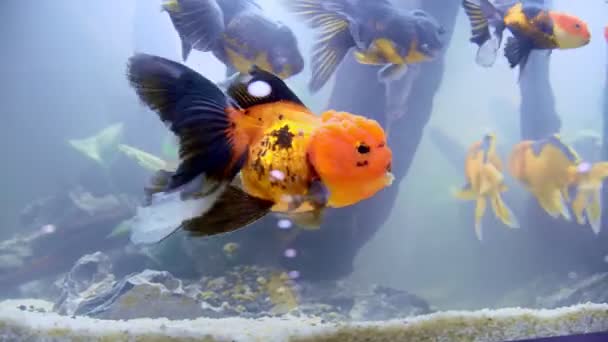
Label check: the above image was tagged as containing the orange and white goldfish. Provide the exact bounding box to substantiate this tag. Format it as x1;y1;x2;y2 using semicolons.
126;53;394;244
453;133;519;241
462;0;590;74
509;134;608;234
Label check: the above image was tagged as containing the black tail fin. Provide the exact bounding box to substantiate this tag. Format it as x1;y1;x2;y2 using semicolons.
462;0;506;67
283;0;355;92
162;0;225;60
126;53;249;191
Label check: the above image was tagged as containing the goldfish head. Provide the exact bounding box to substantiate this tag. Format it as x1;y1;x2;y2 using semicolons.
308;111;393;208
268;22;304;78
550;13;590;49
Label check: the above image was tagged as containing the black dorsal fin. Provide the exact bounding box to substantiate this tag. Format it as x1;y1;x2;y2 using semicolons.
227;66;305;109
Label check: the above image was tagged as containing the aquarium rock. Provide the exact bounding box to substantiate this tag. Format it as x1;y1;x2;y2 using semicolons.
54;252;115;316
71;269;204;320
536;273;608;309
53;257;430;322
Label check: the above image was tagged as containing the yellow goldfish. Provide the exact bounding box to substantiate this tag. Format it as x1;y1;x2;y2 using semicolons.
453;133;519;241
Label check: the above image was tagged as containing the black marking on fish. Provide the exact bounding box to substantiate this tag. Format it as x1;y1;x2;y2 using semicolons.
356;160;369;167
531;135;579;163
271;124;295;150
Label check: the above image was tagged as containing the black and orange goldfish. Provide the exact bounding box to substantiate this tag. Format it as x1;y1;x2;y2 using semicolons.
162;0;304;80
126;54;394;244
453;133;519;241
284;0;445;92
462;0;590;74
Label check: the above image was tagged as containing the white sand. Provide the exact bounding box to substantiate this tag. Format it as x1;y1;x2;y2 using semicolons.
0;299;607;341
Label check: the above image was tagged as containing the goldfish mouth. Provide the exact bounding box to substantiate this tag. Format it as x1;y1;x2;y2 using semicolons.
385;171;395;186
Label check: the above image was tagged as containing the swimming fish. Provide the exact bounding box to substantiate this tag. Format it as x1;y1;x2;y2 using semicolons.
509;134;579;221
284;0;445;92
125;53;394;244
570;162;608;234
453;133;519;241
162;0;304;80
509;135;608;233
462;0;590;74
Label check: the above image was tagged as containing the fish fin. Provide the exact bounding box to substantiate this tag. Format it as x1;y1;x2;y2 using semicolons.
504;36;532;74
307;179;330;208
474;196;487;241
287;209;325;230
378;64;408;83
127;53;249;191
534;190;560;219
227;66;306;109
490;192;520;229
161;0;180;12
130;174;225;245
462;0;505;67
452;183;477;200
225;66;238;78
590;162;608;180
283;0;355;92
143;169;174;205
557;191;572;221
182;185;274;237
308;27;355;92
585;188;602;235
163;0;224;54
571;188;589;225
181;40;192;61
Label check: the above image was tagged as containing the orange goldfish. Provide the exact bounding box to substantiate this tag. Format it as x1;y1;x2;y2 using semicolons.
509;134;608;234
126;53;394;244
462;0;590;74
570;162;608;234
453;133;519;241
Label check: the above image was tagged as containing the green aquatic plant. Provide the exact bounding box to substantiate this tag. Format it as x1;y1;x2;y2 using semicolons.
161;133;179;161
118;144;173;172
68;123;124;166
68;122;125;195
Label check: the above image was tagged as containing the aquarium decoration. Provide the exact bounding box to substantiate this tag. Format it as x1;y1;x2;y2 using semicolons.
68;123;124;167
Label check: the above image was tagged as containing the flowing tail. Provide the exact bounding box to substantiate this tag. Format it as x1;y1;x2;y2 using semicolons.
282;0;355;92
571;162;608;234
126;54;273;244
461;0;506;67
533;188;572;221
453;163;516;241
489;191;520;229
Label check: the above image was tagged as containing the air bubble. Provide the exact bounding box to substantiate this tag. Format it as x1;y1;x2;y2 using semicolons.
277;219;292;229
284;248;297;258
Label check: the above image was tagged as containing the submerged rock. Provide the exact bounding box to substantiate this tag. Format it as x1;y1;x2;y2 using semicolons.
52;256;430;322
54;252;115;316
78;269;203;320
536;273;608;309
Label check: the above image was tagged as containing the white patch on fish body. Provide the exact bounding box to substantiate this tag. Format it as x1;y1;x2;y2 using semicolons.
129;183;226;245
247;80;272;97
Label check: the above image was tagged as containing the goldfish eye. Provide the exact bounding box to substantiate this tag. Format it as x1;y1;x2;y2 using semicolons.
574;23;581;29
357;143;370;154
